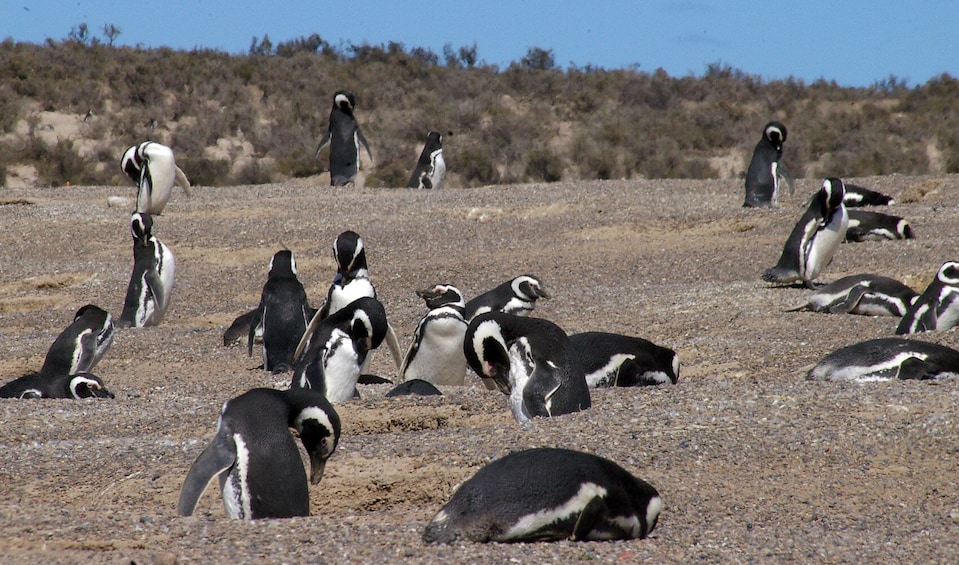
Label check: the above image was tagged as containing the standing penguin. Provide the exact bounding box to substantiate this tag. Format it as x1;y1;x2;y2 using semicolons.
178;387;341;520
39;304;115;377
314;91;373;186
407;131;446;189
312;230;402;370
120;141;191;215
464;312;590;423
292;297;389;403
463;275;550;321
248;250;313;373
399;284;469;386
118;212;176;327
743;121;788;208
423;448;662;543
568;332;679;388
762;178;849;289
896;261;959;334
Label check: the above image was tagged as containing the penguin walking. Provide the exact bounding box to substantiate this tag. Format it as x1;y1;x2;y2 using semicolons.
120;141;191;215
39;304;115;377
314;91;373;186
463;275;550;321
807;337;959;382
845;210;914;242
785;274;917;316
464;312;590;423
399;284;469;386
118;213;175;327
312;231;402;370
743;121;788;208
292;297;389;403
842;184;895;207
762;178;849;289
178;387;340;520
896;261;959;334
569;332;679;387
423;447;662;543
247;250;313;373
407;131;446;189
0;372;114;399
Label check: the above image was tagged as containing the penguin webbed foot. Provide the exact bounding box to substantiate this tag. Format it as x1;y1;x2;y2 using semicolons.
804;280;823;290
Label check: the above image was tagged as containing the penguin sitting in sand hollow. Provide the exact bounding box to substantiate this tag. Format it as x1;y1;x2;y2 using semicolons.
842;183;895;207
568;332;679;387
248;250;313;373
844;209;914;242
762;178;849;289
177;387;340;520
314;90;373;186
399;284;469;386
120;141;191;215
785;273;918;317
896;261;959;335
118;213;175;327
422;447;662;543
407;131;446;189
806;337;959;382
743;121;788;208
462;275;551;321
0;372;114;400
464;312;590;422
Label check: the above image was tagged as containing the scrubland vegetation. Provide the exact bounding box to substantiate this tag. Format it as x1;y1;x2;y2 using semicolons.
1;29;958;188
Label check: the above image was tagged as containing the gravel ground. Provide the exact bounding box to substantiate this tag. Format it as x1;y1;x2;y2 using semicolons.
1;174;958;564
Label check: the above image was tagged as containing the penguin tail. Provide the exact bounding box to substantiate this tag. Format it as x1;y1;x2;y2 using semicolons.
762;267;794;284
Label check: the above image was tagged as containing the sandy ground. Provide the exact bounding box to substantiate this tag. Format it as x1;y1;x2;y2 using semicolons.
1;175;958;564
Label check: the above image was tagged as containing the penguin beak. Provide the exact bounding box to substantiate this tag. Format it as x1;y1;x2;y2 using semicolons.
309;455;328;485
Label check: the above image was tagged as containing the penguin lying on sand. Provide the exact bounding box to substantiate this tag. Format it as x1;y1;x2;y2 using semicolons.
463;275;550;321
807;338;959;382
569;332;679;387
896;261;959;334
844;210;914;242
785;274;917;317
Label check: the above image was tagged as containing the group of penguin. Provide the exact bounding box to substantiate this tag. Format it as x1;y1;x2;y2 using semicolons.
744;121;959;382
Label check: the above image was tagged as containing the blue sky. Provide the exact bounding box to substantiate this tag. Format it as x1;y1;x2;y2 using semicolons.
3;1;957;88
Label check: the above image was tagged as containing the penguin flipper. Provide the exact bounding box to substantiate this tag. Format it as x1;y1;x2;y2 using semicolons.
247;306;263;358
523;369;562;418
384;322;403;371
570;495;609;541
356;128;374;165
916;304;939;333
74;330;100;373
313;131;332;160
144;270;167;320
828;285;869;314
896;356;937;380
174;166;192;197
178;432;236;517
293;307;324;363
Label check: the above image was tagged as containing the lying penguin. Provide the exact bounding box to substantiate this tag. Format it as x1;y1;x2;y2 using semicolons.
785;274;917;317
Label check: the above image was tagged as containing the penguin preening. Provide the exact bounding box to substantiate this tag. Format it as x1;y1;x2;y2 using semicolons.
118;212;175;327
464;312;590;423
568;332;679;387
292;296;390;403
743;121;788;208
120;141;191;215
762;178;849;289
248;250;313;373
399;284;469;386
785;274;918;316
177;387;340;520
407;131;446;189
807;337;959;382
314;90;373;186
463;275;550;321
896;261;959;335
39;304;115;377
423;448;662;543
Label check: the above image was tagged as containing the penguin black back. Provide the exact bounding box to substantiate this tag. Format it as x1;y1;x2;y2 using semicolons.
119;212;176;327
569;332;679;387
743;121;787;208
249;250;312;373
407;131;446;189
0;372;114;399
314;90;373;186
39;304;114;377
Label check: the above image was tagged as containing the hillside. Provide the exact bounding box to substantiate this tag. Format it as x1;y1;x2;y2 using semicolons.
1;37;958;189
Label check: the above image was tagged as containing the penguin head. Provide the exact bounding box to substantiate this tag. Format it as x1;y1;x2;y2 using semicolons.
130;213;154;244
73;304;115;352
268;249;297;277
763;121;787;151
820;178;846;214
332;230;367;277
290;395;341;485
426;131;443;147
120;144;142;183
69;374;114;399
333;91;356;115
936;261;959;286
416;284;465;309
466;316;512;394
512;275;551;301
349;307;375;359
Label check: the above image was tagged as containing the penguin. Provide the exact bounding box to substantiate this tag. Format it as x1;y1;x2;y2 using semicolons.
292;297;389;403
785;274;918;316
762;178;849;289
464;312;590;422
807;337;959;382
568;332;679;387
845;210;914;242
120;141;191;215
896;261;959;335
313;90;373;186
399;284;469;386
842;183;895;207
385;379;443;398
422;447;662;543
39;304;115;377
463;275;551;321
407;131;446;189
248;250;313;373
223;309;259;347
178;387;340;520
0;372;114;399
118;212;175;327
743;121;787;208
313;231;402;370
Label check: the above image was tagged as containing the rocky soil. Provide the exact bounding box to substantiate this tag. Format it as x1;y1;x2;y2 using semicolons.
0;174;957;564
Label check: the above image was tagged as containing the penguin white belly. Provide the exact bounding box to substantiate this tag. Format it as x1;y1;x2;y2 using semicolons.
323;332;361;403
156;243;176;311
404;317;467;385
135;273;158;327
803;210;848;281
770;162;780;205
935;297;959;331
328;279;375;315
507;341;534;423
428;150;446;189
584;353;635;388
